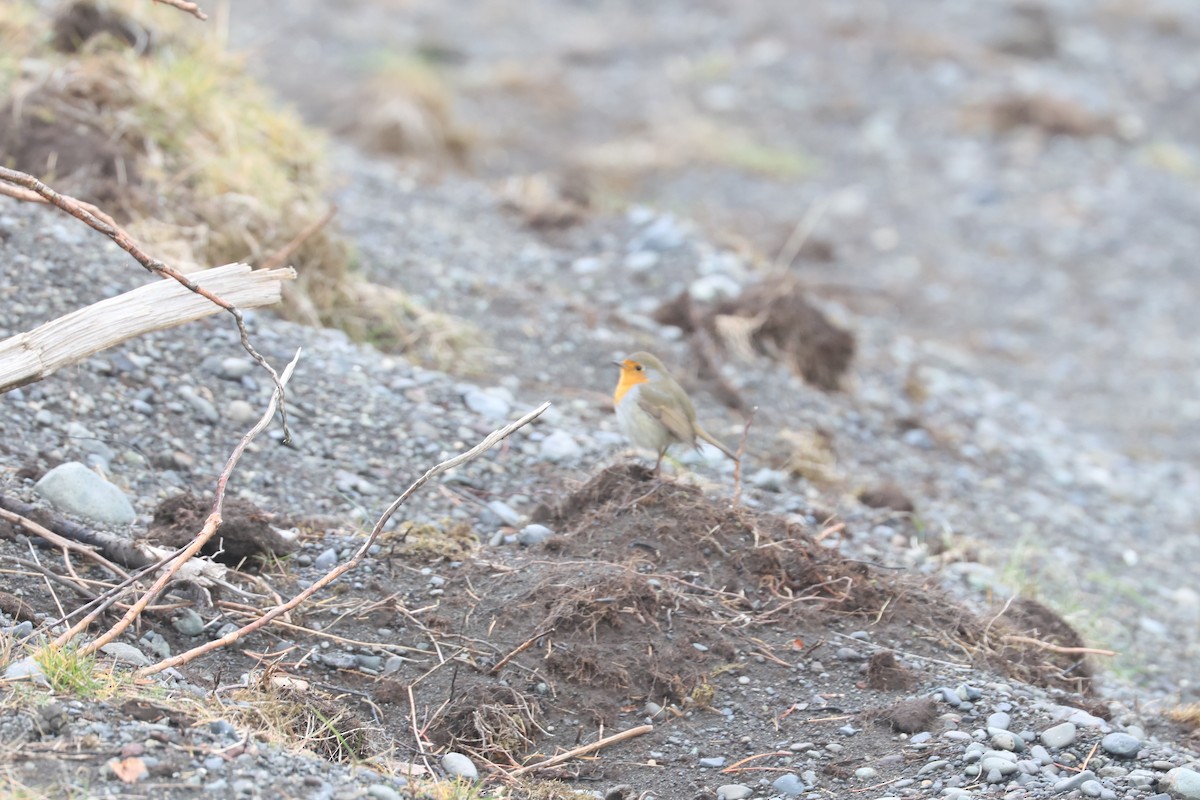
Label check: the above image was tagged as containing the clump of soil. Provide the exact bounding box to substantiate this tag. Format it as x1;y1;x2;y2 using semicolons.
655;280;855;393
146;492;297;564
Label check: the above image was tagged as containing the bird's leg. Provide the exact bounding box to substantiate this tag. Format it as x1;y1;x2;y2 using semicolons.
654;447;666;476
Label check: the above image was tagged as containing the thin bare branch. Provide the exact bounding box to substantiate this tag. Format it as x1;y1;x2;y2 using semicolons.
508;723;653;777
261;205;337;271
0;166;290;440
151;0;208;21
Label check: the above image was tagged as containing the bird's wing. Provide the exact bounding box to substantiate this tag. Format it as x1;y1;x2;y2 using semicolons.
636;384;696;444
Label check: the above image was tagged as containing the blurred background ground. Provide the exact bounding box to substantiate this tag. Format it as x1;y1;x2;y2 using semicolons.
226;0;1200;463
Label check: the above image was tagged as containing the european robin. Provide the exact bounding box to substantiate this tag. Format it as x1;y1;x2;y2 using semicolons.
612;351;739;472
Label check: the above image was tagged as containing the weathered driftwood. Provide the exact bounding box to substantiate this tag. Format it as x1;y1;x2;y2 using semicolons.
0;263;295;393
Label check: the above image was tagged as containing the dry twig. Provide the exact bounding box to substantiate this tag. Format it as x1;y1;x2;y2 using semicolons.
151;0;208;21
137;401;551;676
508;723;653;777
261;205;337;271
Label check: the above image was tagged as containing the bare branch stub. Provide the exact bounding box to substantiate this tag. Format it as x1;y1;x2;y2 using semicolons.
151;0;208;21
0;166;290;440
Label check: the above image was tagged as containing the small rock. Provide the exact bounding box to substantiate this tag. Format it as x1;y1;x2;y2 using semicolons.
138;631;171;659
35;462;136;526
717;785;753;800
172;608;206;637
1100;731;1141;760
698;756;726;768
462;387;512;421
855;767;877;780
314;547;339;571
485;500;522;527
539;430;581;462
100;642;151;667
1041;721;1077;748
1160;767;1200;799
750;468;788;492
689;273;741;302
624;250;659;272
226;400;258;424
987;711;1012;730
1053;769;1096;793
3;656;49;686
219;357;254;380
441;752;478;780
772;773;806;797
178;386;220;424
366;785;402;800
517;524;554;547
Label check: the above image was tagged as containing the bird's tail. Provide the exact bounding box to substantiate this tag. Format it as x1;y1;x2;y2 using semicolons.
696;426;740;462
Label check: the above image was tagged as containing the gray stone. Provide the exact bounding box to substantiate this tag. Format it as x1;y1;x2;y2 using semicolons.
1100;731;1141;759
1053;769;1096;793
716;785;752;800
366;785;402;800
854;767;877;780
314;547;339;571
1041;721;1077;748
772;773;806;797
1080;780;1103;797
178;386;220;424
138;631;171;659
226;400;258;424
3;656;49;686
987;711;1012;730
35;462;136;526
100;642;150;666
749;468;788;491
698;756;726;768
539;430;581;462
173;608;206;637
517;524;554;547
486;500;522;527
440;752;478;780
1160;767;1200;799
990;730;1024;751
462;387;511;421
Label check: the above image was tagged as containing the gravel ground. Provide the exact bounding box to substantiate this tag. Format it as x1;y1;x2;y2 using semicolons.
2;1;1200;797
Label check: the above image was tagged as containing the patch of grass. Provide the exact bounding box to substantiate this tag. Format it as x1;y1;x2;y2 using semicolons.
32;643;114;698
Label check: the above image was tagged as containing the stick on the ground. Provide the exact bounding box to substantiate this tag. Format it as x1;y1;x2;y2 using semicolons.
732;406;756;506
0;263;294;393
58;350;302;652
0;167;291;439
260;205;336;271
136;401;552;677
508;724;654;777
151;0;208;21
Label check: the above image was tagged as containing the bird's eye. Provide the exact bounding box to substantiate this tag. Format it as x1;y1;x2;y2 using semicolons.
635;365;644;371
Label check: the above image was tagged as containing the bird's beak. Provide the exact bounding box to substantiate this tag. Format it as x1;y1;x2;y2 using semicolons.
612;360;623;367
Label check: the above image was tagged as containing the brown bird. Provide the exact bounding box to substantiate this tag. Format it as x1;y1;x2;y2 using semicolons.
612;351;738;472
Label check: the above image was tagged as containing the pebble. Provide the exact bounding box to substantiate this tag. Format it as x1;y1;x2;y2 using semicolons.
100;642;151;667
34;462;136;526
3;656;49;686
1160;767;1200;799
314;547;339;571
486;500;522;527
538;430;581;462
440;752;478;780
1041;721;1077;748
772;773;806;797
1100;731;1141;759
173;608;206;636
517;524;554;546
178;385;220;423
717;785;752;800
698;756;726;768
462;387;511;421
366;785;402;800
